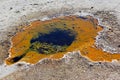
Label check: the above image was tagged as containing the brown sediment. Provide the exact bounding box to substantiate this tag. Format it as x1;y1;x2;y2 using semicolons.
5;15;120;65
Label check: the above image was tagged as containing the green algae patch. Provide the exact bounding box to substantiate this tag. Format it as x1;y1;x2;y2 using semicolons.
6;15;120;65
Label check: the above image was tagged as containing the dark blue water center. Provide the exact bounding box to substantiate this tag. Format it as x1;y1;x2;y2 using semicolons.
30;29;76;46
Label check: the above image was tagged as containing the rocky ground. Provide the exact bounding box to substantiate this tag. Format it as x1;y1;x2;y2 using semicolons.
0;0;120;80
2;52;120;80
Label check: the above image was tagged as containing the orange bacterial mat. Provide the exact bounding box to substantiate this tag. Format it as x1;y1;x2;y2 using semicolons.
5;15;120;65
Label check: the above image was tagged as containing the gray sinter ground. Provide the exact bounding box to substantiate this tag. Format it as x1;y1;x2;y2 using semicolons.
0;0;120;79
2;52;120;80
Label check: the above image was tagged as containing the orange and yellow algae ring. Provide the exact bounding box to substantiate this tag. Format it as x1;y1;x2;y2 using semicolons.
5;15;120;65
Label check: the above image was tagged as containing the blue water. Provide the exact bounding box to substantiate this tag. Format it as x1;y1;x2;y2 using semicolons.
30;29;76;46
